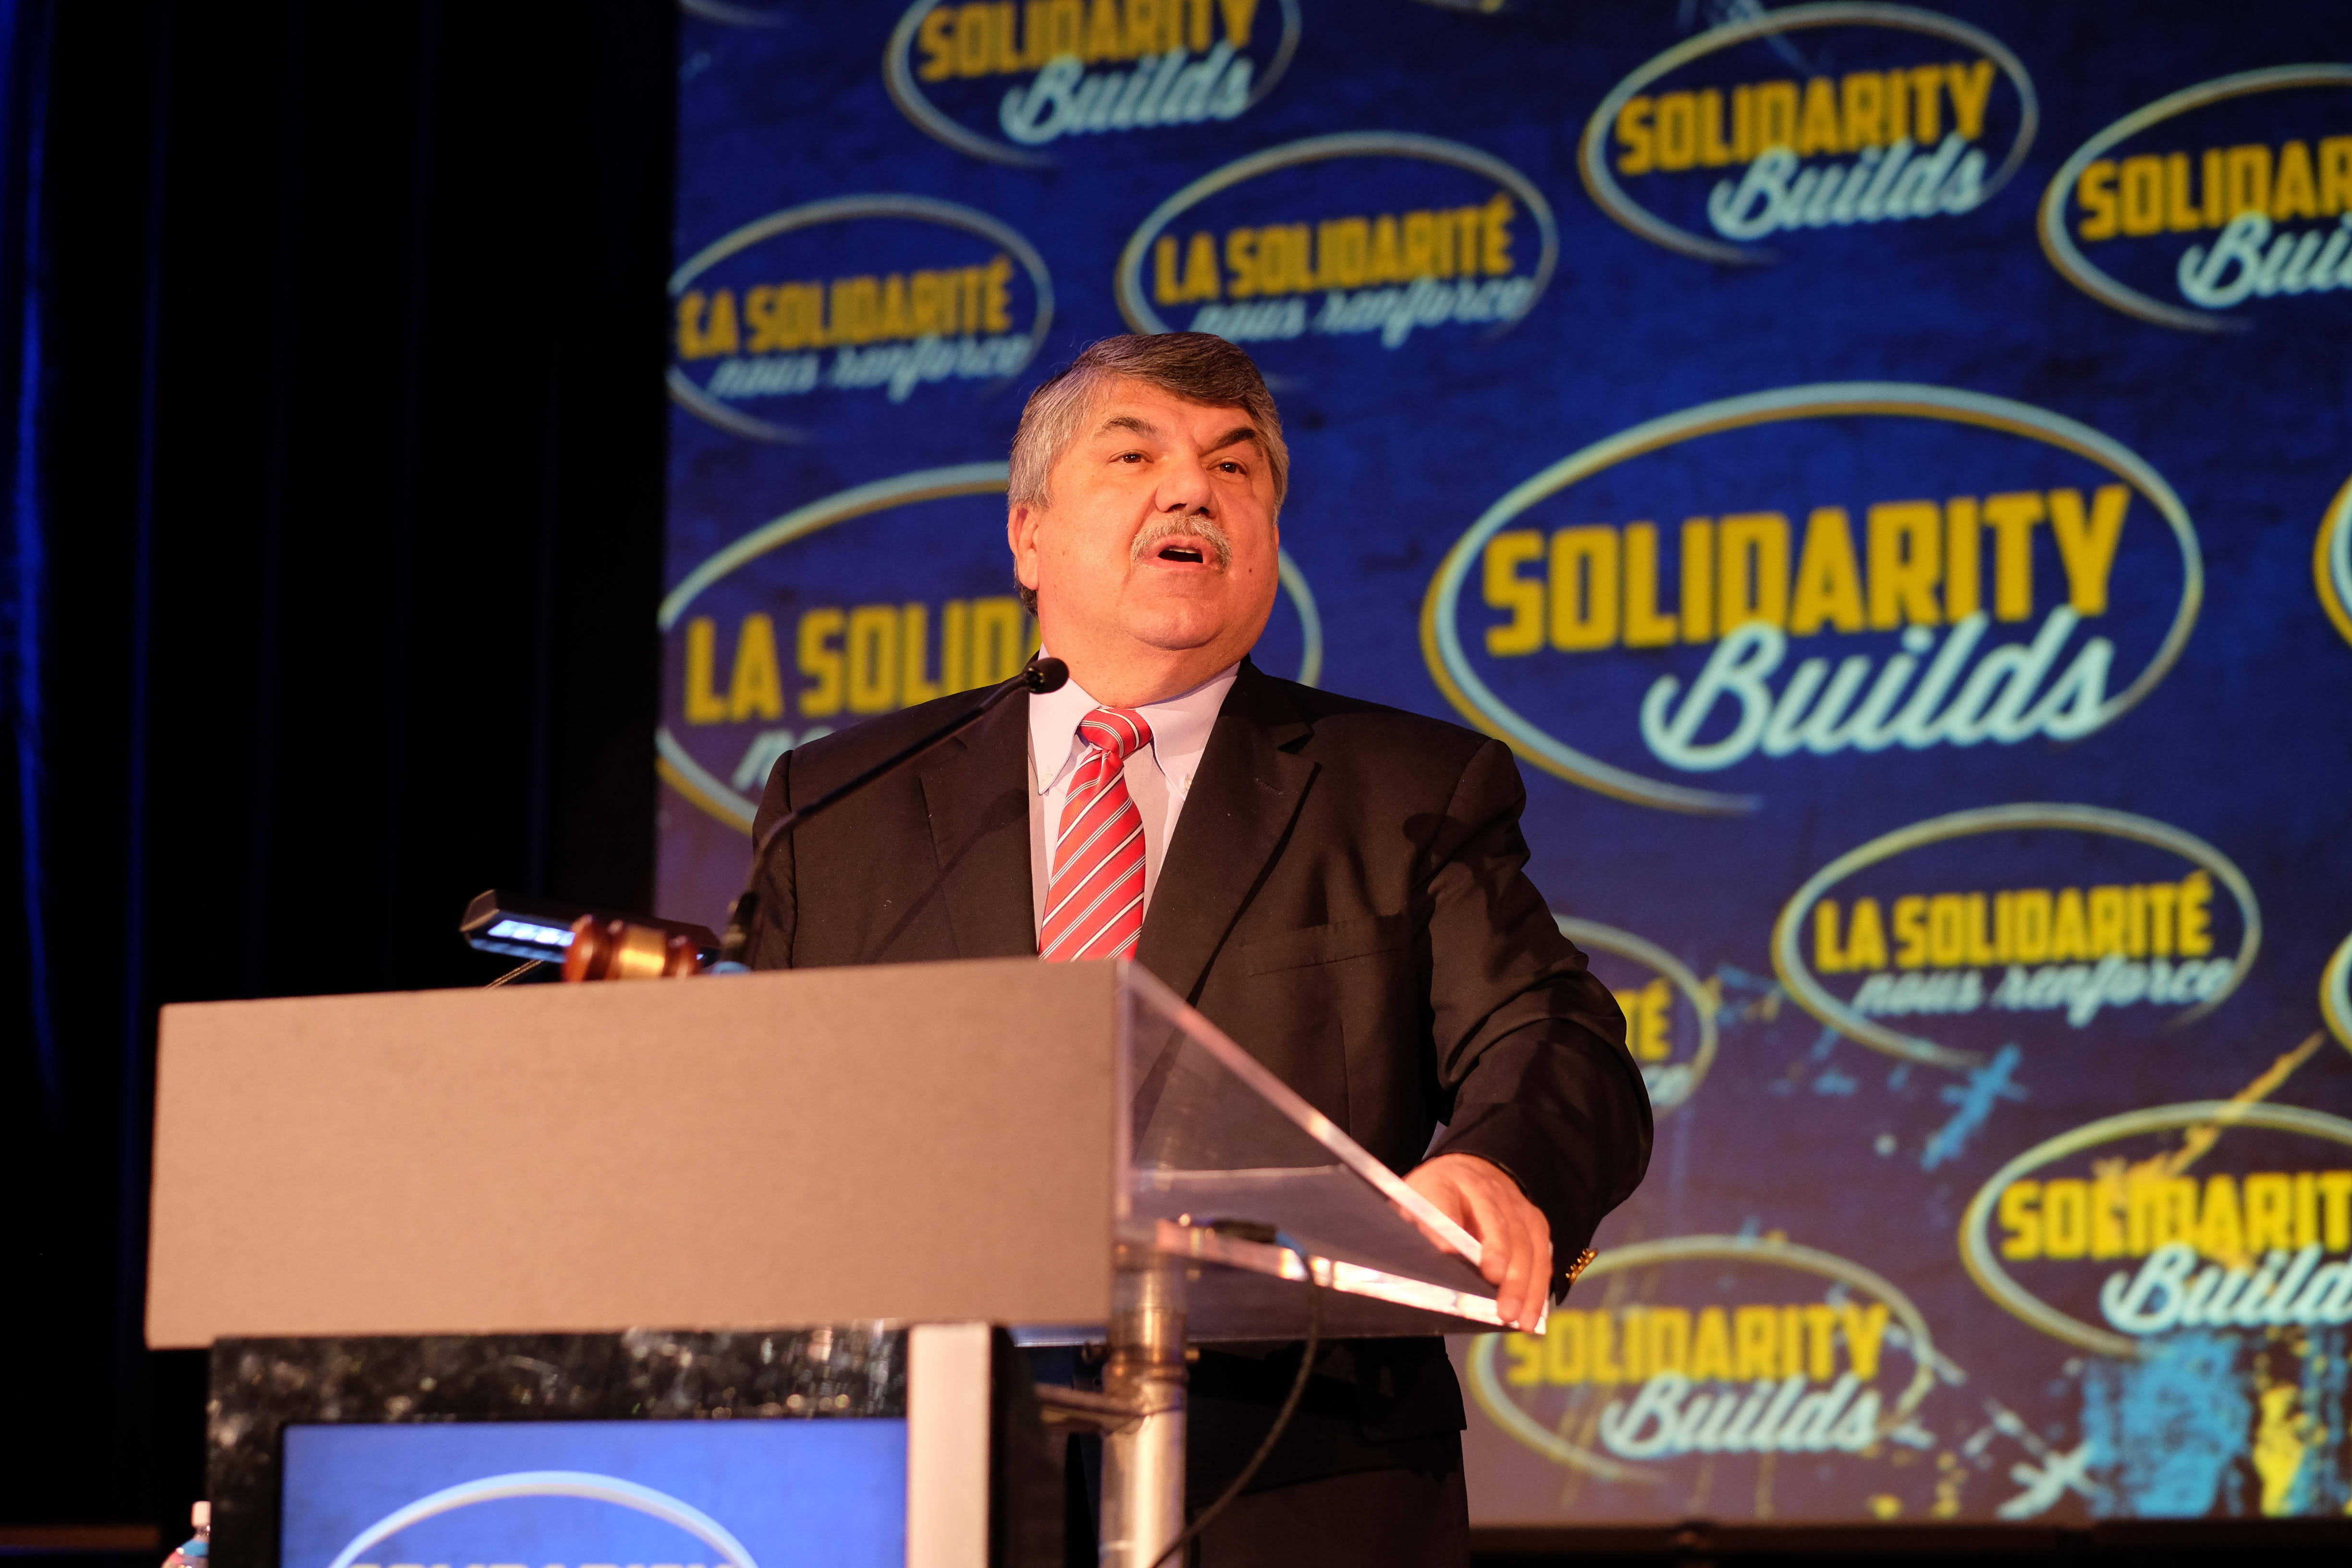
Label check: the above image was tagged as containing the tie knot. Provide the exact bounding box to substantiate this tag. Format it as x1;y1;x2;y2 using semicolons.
1077;707;1152;762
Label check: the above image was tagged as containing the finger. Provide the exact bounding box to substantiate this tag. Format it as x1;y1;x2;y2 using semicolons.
1397;1202;1453;1254
1423;1170;1541;1326
1399;1175;1473;1258
1494;1192;1547;1328
1491;1200;1537;1328
1475;1183;1545;1328
1457;1179;1513;1290
1507;1204;1548;1329
1526;1237;1554;1323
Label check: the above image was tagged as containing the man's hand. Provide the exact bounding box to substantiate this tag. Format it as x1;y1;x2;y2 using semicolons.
1401;1152;1553;1331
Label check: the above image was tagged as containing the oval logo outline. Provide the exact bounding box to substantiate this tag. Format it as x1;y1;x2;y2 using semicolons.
2320;472;2352;648
1113;130;1559;339
1770;802;2261;1070
1578;1;2039;266
2036;64;2352;334
1464;1232;1941;1482
1556;915;1718;1116
680;0;785;27
1418;382;2205;816
327;1469;760;1568
658;462;1326;833
2325;930;2352;1055
668;194;1056;444
883;0;1303;169
1958;1100;2352;1358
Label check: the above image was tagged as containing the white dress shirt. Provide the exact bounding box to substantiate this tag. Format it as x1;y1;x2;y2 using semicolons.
1029;660;1241;937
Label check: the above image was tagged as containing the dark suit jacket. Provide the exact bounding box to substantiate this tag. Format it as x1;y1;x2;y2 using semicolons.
749;660;1650;1484
746;659;1653;1281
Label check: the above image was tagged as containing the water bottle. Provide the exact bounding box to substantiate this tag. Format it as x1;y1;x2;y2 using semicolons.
161;1503;209;1568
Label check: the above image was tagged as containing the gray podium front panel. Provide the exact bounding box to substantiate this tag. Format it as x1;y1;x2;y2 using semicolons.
147;958;1119;1347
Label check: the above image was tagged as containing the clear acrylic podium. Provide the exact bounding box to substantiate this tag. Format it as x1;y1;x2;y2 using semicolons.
1077;964;1523;1565
147;958;1525;1566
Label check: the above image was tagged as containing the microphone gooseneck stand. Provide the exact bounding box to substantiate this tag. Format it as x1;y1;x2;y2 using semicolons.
713;655;1069;970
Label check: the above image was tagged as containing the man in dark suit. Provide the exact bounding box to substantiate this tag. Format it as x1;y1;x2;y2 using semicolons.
747;333;1650;1565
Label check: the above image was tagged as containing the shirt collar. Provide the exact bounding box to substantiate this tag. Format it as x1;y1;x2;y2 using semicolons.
1030;658;1241;795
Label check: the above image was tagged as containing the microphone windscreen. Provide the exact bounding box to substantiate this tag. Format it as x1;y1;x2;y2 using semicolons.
1025;657;1070;693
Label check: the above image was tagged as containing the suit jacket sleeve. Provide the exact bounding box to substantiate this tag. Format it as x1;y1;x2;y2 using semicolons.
744;749;800;968
1419;736;1653;1293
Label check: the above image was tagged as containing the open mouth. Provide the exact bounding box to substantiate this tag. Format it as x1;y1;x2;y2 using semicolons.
1132;517;1234;570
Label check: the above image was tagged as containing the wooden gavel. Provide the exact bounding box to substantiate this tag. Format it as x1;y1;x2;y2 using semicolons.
562;914;707;980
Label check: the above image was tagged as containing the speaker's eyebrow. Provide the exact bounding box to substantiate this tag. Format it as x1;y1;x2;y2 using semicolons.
1090;416;1262;457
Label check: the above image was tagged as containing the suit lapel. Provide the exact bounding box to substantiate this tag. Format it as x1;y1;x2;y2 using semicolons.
917;692;1038;959
1138;660;1317;1001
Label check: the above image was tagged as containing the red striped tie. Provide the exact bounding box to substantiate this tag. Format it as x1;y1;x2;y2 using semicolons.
1040;707;1152;962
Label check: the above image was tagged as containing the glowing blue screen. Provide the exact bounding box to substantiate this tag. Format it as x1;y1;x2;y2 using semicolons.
280;1419;907;1568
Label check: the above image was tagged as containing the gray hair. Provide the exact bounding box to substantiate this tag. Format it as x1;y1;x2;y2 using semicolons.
1008;332;1290;514
1008;334;1289;614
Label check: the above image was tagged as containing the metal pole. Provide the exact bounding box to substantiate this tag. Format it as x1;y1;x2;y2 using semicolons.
1099;1245;1187;1566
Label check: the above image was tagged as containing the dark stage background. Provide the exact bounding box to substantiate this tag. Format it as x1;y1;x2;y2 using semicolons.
0;0;677;1545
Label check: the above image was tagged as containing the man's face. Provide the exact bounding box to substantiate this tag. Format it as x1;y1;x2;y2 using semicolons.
1007;377;1281;692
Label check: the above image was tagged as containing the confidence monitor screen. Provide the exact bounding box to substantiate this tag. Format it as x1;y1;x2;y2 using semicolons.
279;1419;907;1568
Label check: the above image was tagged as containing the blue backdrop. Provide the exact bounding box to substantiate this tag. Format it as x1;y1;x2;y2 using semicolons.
659;0;2352;1525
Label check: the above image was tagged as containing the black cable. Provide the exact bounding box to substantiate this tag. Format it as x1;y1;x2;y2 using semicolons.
1147;1248;1325;1568
717;656;1067;968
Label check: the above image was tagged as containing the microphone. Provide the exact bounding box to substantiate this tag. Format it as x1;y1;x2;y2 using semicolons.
710;655;1069;971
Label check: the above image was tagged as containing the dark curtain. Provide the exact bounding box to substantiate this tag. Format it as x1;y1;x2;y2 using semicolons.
0;0;675;1533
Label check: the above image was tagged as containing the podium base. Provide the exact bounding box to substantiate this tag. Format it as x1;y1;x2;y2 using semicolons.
1101;1249;1188;1567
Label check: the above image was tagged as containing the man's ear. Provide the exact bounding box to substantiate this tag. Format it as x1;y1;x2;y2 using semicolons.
1007;502;1042;593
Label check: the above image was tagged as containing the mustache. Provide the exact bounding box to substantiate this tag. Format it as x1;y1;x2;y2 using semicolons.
1130;514;1234;568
